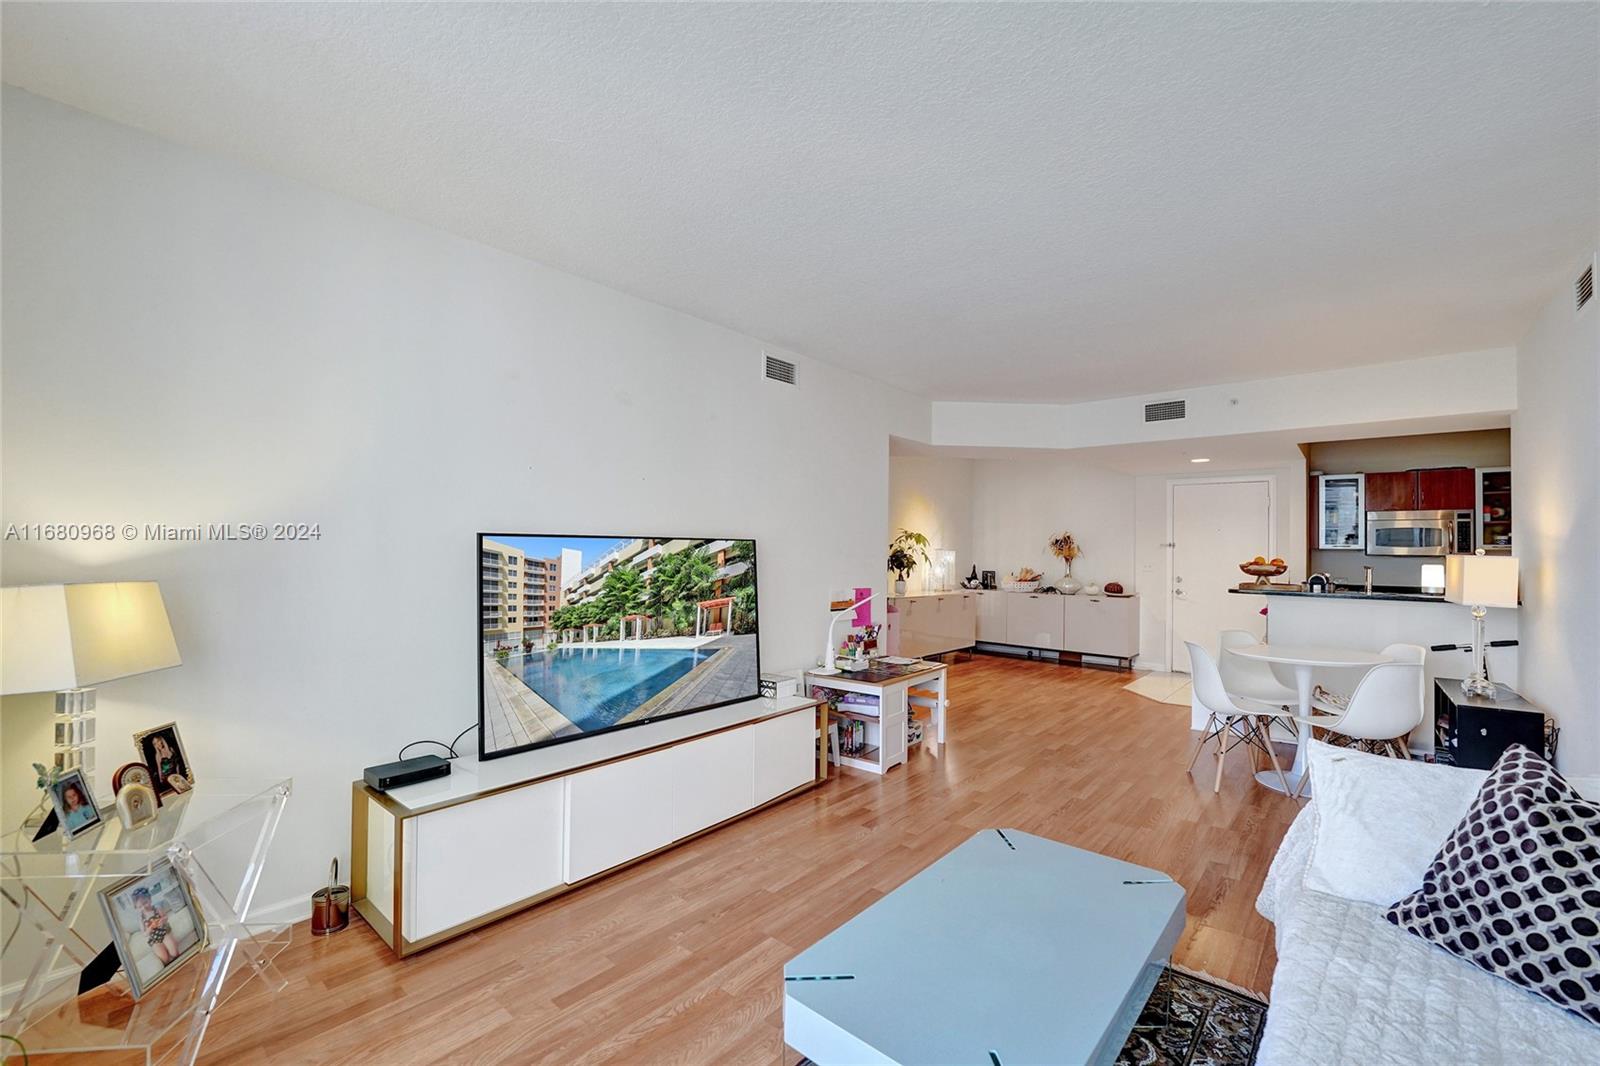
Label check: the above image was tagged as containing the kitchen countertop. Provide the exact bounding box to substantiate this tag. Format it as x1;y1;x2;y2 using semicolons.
1229;585;1448;604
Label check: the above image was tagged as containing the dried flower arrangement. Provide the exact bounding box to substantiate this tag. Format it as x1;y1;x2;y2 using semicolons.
1049;532;1081;563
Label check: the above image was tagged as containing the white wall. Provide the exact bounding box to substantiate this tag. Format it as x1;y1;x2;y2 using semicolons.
969;459;1136;591
932;348;1517;452
0;89;930;914
1513;254;1600;774
889;452;1306;670
888;456;974;592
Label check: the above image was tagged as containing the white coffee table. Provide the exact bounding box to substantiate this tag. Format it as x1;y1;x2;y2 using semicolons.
783;829;1187;1065
1228;643;1389;796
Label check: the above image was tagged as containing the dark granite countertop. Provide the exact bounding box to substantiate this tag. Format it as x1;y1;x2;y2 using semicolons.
1228;585;1448;604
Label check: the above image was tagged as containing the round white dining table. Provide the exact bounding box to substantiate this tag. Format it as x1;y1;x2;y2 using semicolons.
1227;643;1390;796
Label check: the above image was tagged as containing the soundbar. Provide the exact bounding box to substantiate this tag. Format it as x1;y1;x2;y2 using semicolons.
364;754;451;792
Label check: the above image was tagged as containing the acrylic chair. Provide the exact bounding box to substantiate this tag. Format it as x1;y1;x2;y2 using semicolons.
1185;641;1295;795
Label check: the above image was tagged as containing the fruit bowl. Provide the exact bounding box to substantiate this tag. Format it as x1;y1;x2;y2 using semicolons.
1239;560;1288;587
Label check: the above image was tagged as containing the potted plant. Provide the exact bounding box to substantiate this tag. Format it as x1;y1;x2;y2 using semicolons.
887;528;931;595
1049;531;1082;594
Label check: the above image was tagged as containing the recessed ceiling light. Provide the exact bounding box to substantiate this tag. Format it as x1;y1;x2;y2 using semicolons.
1190;457;1211;463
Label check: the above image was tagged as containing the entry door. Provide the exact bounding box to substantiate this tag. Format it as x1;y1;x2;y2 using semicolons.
1170;479;1273;672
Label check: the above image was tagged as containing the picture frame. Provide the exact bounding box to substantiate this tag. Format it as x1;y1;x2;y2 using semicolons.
97;858;207;1000
47;767;104;840
133;723;195;797
112;761;160;805
115;782;159;830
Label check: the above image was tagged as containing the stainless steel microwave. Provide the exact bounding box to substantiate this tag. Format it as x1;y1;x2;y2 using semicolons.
1366;510;1474;556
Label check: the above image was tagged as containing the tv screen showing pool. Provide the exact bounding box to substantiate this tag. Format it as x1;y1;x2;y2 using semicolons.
478;533;760;759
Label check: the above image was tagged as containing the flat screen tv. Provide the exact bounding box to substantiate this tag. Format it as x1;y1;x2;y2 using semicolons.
478;533;760;759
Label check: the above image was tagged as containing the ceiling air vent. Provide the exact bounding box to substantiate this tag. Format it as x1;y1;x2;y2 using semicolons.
1144;399;1187;423
763;352;797;385
1577;262;1594;313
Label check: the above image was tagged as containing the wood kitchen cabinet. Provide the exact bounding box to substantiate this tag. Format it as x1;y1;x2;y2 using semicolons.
1362;471;1417;513
1361;467;1474;512
1417;467;1476;510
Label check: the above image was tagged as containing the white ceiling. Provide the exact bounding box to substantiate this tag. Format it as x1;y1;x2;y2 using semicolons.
3;3;1595;403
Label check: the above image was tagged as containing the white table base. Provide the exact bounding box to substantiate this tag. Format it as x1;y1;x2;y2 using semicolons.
1254;662;1315;797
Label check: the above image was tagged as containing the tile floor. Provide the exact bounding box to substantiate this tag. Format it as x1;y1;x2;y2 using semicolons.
1124;670;1193;706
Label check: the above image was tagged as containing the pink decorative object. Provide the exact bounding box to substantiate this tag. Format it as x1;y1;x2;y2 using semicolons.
852;587;874;627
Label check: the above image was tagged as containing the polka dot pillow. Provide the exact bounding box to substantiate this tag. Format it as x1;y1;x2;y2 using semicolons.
1385;744;1600;1026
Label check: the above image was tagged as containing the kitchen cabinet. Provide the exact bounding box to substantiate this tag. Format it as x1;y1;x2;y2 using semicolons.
1417;467;1476;511
1476;467;1513;553
1361;467;1475;512
1362;471;1417;514
1005;592;1066;650
1316;474;1365;550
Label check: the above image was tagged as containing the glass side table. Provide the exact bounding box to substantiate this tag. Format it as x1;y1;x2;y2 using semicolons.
1;777;291;1065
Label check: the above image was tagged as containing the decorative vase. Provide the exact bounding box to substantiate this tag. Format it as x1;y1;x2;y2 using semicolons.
1056;562;1082;595
894;578;908;596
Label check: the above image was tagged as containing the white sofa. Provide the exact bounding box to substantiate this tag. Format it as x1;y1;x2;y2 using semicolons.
1255;748;1600;1065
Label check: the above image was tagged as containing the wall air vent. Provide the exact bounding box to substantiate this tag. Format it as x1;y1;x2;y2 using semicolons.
1144;399;1187;423
763;352;797;385
1577;262;1594;313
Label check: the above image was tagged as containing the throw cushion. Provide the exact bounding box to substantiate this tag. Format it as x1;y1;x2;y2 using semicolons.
1385;745;1600;1026
1303;740;1489;905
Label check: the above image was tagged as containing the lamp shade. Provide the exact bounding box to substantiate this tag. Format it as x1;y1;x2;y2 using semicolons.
1443;554;1519;609
1;582;181;694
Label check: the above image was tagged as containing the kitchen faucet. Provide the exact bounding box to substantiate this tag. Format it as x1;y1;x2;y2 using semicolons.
1363;566;1373;595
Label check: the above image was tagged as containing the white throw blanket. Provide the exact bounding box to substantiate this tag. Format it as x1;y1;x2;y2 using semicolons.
1255;803;1600;1065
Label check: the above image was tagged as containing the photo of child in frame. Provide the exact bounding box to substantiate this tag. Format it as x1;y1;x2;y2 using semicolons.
98;858;206;999
134;723;194;796
49;768;103;839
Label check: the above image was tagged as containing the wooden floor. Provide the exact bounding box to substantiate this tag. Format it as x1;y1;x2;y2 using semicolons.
203;655;1302;1064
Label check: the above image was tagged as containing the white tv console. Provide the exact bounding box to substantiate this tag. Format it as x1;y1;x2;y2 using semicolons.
351;694;824;956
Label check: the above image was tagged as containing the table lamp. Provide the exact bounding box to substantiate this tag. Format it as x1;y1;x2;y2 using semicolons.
816;589;880;675
1443;551;1518;698
1;582;182;785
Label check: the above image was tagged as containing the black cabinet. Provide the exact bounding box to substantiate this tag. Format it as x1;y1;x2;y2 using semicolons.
1433;678;1554;768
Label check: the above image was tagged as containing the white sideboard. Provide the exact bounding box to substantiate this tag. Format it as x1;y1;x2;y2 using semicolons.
889;593;978;659
893;590;1139;667
353;695;823;956
981;590;1140;668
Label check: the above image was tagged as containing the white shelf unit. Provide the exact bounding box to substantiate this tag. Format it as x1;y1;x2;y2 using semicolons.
806;664;948;776
353;696;822;956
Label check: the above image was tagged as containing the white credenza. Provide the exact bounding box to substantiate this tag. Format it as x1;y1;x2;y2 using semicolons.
978;590;1140;668
353;696;823;956
889;593;978;659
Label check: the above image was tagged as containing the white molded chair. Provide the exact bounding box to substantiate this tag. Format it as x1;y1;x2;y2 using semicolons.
1218;629;1297;708
1185;641;1296;795
1308;650;1425;766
